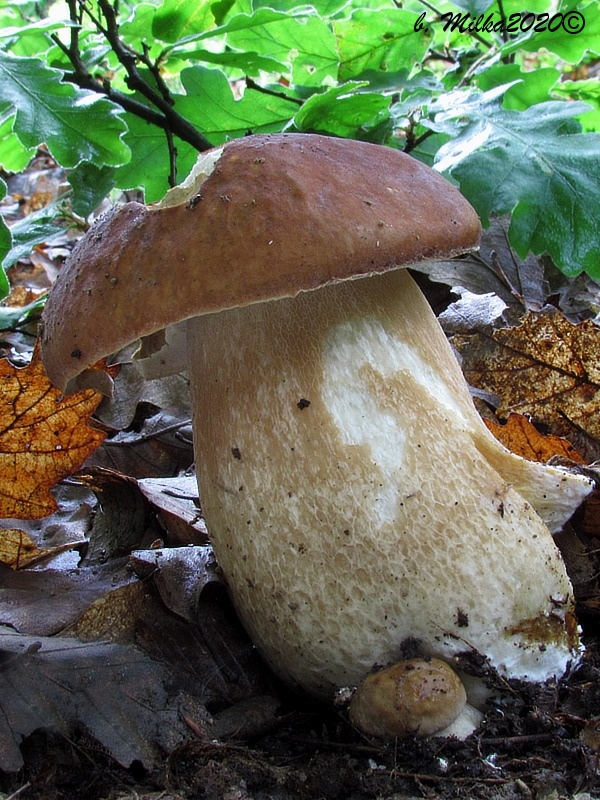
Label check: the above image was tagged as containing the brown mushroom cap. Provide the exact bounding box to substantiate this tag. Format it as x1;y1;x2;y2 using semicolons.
40;133;481;393
348;658;468;738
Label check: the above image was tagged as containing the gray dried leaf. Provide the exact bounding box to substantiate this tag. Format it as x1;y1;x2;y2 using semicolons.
0;559;135;635
131;546;219;623
0;626;193;771
413;216;548;322
74;468;150;566
439;291;508;334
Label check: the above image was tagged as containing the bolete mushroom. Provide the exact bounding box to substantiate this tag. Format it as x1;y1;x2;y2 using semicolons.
348;658;468;738
40;134;592;737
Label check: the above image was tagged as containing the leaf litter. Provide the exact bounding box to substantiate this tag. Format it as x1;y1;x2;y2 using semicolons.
0;625;192;772
453;310;600;462
484;413;587;466
1;212;600;798
0;344;114;519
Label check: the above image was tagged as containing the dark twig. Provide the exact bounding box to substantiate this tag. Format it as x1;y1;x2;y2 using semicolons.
165;126;178;187
403;126;435;155
51;29;177;130
54;0;213;155
141;40;174;107
245;76;304;106
57;62;179;130
425;49;460;65
95;0;213;152
4;783;32;800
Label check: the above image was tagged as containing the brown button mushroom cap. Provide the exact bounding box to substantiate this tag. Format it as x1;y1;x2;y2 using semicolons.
40;134;592;733
348;658;468;738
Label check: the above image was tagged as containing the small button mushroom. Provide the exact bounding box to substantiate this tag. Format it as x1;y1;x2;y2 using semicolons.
40;134;593;722
348;658;467;738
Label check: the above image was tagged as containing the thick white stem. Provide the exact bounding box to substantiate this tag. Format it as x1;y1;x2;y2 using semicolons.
187;269;585;698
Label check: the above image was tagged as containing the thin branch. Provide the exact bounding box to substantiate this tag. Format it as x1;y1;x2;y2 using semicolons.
165;126;178;188
404;127;435;155
141;40;174;107
496;0;511;46
55;0;213;153
245;76;303;106
457;45;501;87
4;783;32;800
411;0;443;16
50;31;173;131
425;49;460;65
94;3;170;113
59;66;179;129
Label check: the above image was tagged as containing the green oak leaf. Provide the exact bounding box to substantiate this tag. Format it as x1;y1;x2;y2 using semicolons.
113;113;199;203
0;15;77;42
224;11;339;87
166;7;306;51
0;52;130;169
1;203;66;271
68;162;117;217
445;0;501;16
433;91;600;277
554;79;600;132
475;64;560;110
0;106;35;173
335;8;430;83
294;83;390;139
174;48;287;77
501;2;600;62
254;0;348;12
498;0;554;12
152;0;216;43
177;65;300;143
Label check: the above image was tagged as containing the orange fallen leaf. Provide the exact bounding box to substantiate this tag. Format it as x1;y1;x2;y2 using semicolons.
0;528;74;569
0;529;42;569
0;344;112;519
485;413;586;465
453;310;600;446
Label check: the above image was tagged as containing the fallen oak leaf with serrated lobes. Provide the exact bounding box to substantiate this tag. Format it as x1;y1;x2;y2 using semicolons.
0;344;114;519
452;309;600;450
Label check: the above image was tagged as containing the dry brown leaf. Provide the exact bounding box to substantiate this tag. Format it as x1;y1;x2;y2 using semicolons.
0;344;112;519
130;546;219;623
485;413;586;465
137;476;208;545
580;489;600;539
580;717;600;752
0;529;35;569
74;468;150;565
0;529;45;569
453;310;600;447
5;285;45;307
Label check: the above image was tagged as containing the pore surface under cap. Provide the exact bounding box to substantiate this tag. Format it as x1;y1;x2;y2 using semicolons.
40;133;480;393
